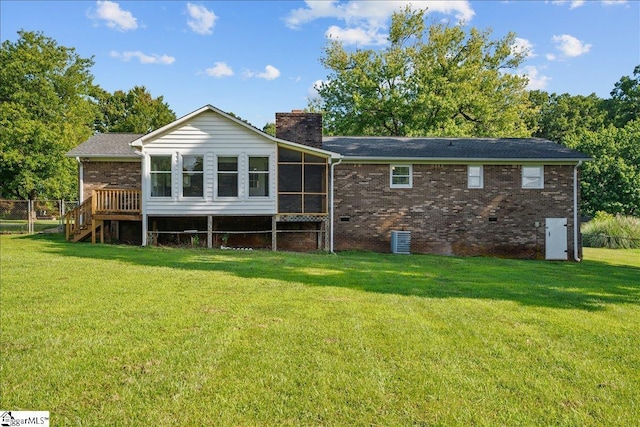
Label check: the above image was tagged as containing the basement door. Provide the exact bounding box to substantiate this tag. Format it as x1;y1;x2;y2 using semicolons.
545;218;568;260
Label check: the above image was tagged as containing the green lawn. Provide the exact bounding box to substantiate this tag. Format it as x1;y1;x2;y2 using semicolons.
1;234;638;426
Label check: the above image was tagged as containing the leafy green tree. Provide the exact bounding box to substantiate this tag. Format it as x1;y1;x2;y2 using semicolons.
312;6;532;137
529;91;608;144
565;120;640;216
0;30;98;200
262;122;276;136
94;85;175;133
607;65;640;127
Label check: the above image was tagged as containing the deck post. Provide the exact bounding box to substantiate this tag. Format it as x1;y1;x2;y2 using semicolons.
207;215;213;249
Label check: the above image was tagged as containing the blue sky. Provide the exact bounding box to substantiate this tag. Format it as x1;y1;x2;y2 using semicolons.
1;1;638;129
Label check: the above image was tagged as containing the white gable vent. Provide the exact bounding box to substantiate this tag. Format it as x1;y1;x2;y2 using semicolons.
391;231;411;254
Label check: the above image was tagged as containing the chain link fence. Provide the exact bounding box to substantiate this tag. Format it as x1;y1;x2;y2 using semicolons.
0;199;77;234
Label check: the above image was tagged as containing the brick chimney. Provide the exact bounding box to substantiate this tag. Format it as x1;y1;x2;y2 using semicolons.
275;110;323;149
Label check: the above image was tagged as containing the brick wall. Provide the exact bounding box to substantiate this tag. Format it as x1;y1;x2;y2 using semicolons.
82;161;141;197
333;163;578;259
275;111;323;149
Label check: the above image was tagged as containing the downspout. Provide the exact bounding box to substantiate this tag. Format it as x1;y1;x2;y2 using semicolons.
573;161;582;262
76;157;84;202
329;156;343;254
134;150;147;246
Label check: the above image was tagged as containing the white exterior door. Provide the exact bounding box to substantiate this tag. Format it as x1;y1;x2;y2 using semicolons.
545;218;568;260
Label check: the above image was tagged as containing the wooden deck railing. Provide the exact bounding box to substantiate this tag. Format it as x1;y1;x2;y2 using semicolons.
65;196;93;241
93;188;141;214
65;189;141;241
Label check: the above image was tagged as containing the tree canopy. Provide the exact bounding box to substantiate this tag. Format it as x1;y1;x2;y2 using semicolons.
565;120;640;216
311;6;532;137
0;30;98;200
94;85;176;134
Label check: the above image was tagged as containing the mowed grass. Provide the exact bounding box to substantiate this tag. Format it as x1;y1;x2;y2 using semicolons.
1;234;639;426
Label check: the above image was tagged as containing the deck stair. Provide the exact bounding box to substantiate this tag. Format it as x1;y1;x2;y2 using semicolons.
65;189;141;243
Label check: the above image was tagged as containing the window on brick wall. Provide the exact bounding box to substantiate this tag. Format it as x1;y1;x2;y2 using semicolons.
468;165;483;189
390;165;412;188
150;155;172;197
522;165;544;189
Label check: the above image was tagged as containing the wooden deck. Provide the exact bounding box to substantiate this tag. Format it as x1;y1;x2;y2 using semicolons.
65;189;141;243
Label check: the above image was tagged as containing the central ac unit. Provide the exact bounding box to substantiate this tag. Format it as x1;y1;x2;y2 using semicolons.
391;230;411;254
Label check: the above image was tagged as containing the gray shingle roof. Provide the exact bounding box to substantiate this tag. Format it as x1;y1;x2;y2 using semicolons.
66;133;144;158
322;136;591;162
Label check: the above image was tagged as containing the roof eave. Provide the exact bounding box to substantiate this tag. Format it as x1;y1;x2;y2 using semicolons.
337;156;592;164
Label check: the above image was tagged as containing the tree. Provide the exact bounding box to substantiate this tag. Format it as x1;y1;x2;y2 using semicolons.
565;120;640;216
262;122;276;136
529;91;608;144
607;65;640;127
312;6;532;137
0;31;99;200
94;85;176;133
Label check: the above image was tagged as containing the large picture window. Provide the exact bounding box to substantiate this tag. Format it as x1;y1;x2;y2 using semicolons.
182;155;204;197
217;156;238;197
150;156;172;197
390;164;412;188
249;157;269;197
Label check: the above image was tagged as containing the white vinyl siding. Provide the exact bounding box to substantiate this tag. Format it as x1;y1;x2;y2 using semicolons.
522;165;544;189
142;110;277;215
468;165;483;189
390;164;412;188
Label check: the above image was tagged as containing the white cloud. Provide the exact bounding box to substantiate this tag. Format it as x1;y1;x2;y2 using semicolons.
325;25;387;46
205;62;234;77
285;1;475;47
550;0;585;8
308;79;326;98
602;0;627;5
93;1;138;31
186;3;217;35
519;66;551;91
551;34;592;58
110;51;175;65
511;37;535;58
244;65;281;80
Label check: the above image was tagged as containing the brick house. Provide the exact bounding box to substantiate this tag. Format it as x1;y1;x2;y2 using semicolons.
66;104;590;260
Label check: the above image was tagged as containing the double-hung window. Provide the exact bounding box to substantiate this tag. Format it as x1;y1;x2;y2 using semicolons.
150;156;172;197
468;165;483;189
249;157;270;197
390;165;412;188
182;155;204;197
217;156;238;197
522;166;544;189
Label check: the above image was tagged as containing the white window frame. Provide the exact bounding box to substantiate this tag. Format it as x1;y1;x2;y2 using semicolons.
248;156;270;198
216;155;239;199
522;165;544;189
149;154;173;198
390;164;413;189
180;154;205;199
468;165;484;189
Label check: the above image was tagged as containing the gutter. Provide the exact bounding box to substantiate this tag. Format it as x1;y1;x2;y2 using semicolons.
574;161;583;262
329;156;344;254
132;149;148;247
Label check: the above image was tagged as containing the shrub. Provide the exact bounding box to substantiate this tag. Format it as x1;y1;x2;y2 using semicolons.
582;212;640;249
